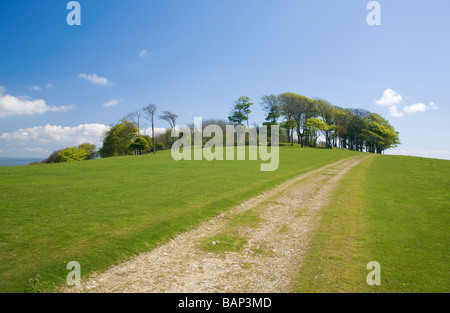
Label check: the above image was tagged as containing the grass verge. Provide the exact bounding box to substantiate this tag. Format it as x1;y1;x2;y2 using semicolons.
294;155;449;293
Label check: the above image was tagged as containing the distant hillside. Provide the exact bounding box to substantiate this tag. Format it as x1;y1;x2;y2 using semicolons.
0;157;43;167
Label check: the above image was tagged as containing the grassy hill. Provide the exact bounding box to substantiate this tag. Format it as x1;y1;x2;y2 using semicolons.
295;155;450;292
1;148;448;293
0;146;356;292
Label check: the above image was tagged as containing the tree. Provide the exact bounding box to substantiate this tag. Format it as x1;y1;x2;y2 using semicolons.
293;95;314;147
316;98;335;148
278;93;315;147
129;136;151;155
363;113;400;154
78;143;97;159
99;119;139;158
261;94;280;125
143;104;157;153
333;107;352;149
278;93;299;144
160;111;178;129
280;120;298;146
155;129;176;149
347;113;367;151
127;109;142;135
228;96;253;126
304;118;329;148
261;94;280;138
303;99;319;147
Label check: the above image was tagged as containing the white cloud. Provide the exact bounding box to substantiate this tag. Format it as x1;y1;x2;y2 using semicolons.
0;123;110;147
428;102;439;110
375;88;404;106
141;127;166;137
102;99;119;108
0;87;75;118
139;49;150;57
403;102;439;114
31;84;53;90
77;73;116;86
388;105;404;118
30;85;42;91
403;103;427;114
376;89;438;118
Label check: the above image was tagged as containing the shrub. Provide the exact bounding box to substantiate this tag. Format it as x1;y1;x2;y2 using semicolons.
42;143;97;164
54;146;91;163
41;150;62;164
156;142;165;151
129;136;151;155
154;129;174;150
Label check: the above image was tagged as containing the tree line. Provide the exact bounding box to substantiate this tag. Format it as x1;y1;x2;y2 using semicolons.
259;92;400;154
98;104;180;157
37;93;399;163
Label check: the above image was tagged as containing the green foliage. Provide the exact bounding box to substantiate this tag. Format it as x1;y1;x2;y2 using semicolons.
99;119;139;158
304;118;330;148
129;136;151;155
49;143;97;164
304;118;329;133
261;94;281;125
78;143;97;159
278;92;316;146
281;120;298;130
316;99;336;148
154;129;174;150
275;92;399;152
363;113;400;154
54;146;91;163
141;135;153;150
228;96;253;126
280;119;298;145
156;142;165;151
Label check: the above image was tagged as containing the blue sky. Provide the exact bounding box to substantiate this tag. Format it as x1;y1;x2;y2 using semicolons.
0;0;449;159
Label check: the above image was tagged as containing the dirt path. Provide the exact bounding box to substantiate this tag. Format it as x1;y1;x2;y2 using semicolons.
63;155;366;293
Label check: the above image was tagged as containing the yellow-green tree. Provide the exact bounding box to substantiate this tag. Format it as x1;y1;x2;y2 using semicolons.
99;119;139;158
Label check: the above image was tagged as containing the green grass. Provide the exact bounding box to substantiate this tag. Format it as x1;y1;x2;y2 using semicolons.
295;155;450;293
226;209;264;229
0;146;357;292
199;208;264;253
199;234;248;253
